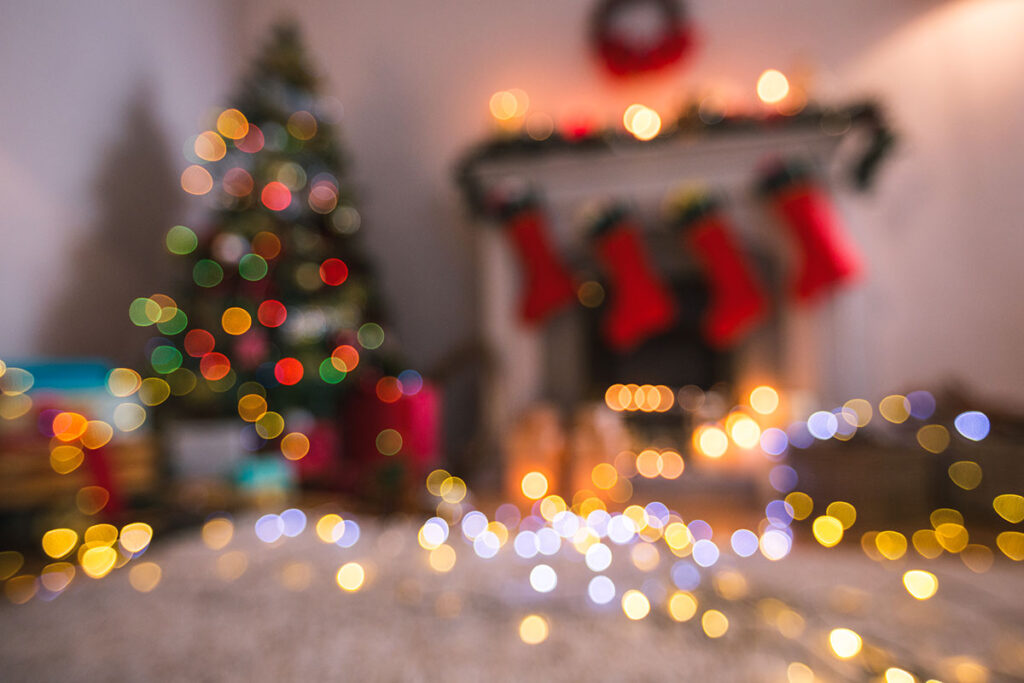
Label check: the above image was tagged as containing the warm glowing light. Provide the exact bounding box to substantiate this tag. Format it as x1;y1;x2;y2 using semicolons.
202;518;234;550
119;522;153;554
194;131;226;161
884;668;916;683
216;108;249;139
521;471;549;500
518;614;548;644
81;546;117;579
42;528;78;559
829;628;863;659
221;307;252;335
756;69;790;104
993;494;1024;524
621;589;651;620
623;104;661;141
948;460;982;490
667;591;698;621
902;569;938;599
181;165;213;195
825;501;856;529
129;562;162;593
701;609;729;638
336;562;365;591
489;89;529;121
695;425;729;458
281;432;310;460
261;181;292;211
749;385;779;414
812;515;843;548
728;414;761;449
876;530;908;560
274;358;304;386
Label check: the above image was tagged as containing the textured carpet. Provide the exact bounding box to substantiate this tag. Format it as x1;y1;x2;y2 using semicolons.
1;513;1022;682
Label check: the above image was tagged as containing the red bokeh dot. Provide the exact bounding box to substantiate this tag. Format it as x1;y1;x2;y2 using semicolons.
236;124;264;154
184;329;215;357
376;377;403;404
261;181;292;211
257;299;288;328
199;352;231;381
275;357;304;386
319;258;348;286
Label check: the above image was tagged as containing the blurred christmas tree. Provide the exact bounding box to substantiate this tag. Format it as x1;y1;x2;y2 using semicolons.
152;23;418;494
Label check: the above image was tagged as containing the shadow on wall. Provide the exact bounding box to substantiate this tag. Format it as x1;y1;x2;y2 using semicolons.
37;82;180;368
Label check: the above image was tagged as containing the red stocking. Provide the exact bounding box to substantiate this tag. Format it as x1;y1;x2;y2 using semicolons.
671;194;767;347
759;162;861;303
591;208;677;351
498;203;577;324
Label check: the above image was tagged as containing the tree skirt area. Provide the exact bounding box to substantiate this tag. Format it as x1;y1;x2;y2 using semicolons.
1;514;1022;682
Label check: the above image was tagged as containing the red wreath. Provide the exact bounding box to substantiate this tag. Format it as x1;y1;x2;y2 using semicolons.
591;0;696;77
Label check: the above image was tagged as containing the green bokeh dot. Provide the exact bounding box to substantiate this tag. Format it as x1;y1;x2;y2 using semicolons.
151;345;183;374
357;322;385;350
318;358;347;384
157;309;188;335
238;253;268;281
166;225;198;255
193;259;224;288
129;298;160;327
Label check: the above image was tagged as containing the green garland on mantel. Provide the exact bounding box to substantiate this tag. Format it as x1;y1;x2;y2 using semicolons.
455;101;894;218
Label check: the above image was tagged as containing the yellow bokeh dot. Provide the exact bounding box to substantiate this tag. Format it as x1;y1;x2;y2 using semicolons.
884;668;916;683
40;562;75;593
42;528;78;559
903;569;937;600
787;662;815;683
376;428;402;456
107;368;142;397
843;398;873;427
622;589;651;620
916;424;950;453
756;69;790;104
912;529;943;559
696;425;729;458
81;420;113;449
785;492;813;521
315;514;344;544
81;545;117;579
255;411;285;439
812;516;844;548
216;108;249;140
521;471;549;500
129;562;162;593
221;307;252;336
876;530;908;560
993;494;1024;524
238;393;268;422
138;378;171;406
934;523;968;553
194;130;226;161
591;462;618;490
286;110;317;140
879;394;910;423
281;432;310;460
996;531;1024;560
701;609;729;638
948;460;982;490
119;522;153;554
50;445;84;475
202;517;234;550
336;562;365;591
425;469;450;496
439;476;467;503
518;614;548;644
428;544;456;573
667;591;698;621
635;449;662;478
5;575;38;605
828;627;863;659
825;501;856;530
749;385;779;414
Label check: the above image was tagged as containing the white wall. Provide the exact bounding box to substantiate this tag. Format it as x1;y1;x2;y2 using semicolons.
3;0;1022;409
0;0;241;364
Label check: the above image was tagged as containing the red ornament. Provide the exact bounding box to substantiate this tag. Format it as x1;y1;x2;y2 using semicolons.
274;357;304;385
257;299;288;327
591;209;677;350
319;258;349;286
